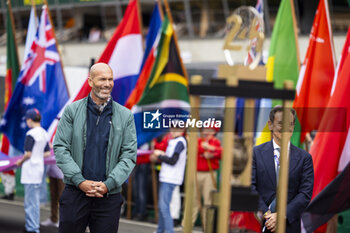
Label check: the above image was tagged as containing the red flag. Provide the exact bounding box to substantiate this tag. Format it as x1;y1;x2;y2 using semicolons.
72;0;142;102
331;27;350;174
48;0;142;140
293;0;336;143
301;162;350;232
310;27;350;200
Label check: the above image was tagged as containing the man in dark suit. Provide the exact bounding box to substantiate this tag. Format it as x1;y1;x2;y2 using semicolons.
252;106;314;233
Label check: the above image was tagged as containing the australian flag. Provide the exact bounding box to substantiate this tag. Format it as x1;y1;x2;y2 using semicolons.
0;5;69;152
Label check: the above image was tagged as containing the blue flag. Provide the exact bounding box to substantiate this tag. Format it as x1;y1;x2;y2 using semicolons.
141;3;162;68
0;6;69;152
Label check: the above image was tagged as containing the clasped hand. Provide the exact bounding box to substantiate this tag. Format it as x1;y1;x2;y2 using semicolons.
264;212;277;232
79;180;108;198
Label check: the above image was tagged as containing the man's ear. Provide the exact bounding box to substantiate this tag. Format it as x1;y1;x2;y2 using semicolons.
268;120;273;131
88;77;93;88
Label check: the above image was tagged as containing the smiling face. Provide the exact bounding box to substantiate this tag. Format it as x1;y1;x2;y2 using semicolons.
268;111;295;146
88;63;114;104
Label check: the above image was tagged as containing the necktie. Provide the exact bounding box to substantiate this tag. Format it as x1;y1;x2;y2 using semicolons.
274;148;280;184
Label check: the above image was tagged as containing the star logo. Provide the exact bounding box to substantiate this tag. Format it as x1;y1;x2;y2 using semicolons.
151;109;162;122
143;109;162;129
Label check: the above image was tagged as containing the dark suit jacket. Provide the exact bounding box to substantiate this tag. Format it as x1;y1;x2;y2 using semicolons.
252;141;314;233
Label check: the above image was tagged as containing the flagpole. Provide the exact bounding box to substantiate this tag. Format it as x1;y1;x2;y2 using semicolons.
42;0;70;98
7;0;20;68
157;0;164;20
161;0;189;82
289;0;300;69
324;0;336;66
135;0;145;49
31;0;37;20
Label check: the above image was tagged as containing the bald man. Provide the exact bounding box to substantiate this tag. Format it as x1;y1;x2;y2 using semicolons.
54;63;137;233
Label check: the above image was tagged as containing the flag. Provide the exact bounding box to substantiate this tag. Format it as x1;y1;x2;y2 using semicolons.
301;162;350;233
310;27;350;199
0;1;20;156
292;0;336;145
69;0;142;105
125;3;162;109
132;16;190;146
332;27;350;174
0;1;20;178
255;0;299;145
4;6;38;157
0;5;69;152
4;1;19;99
266;0;299;88
23;7;38;62
48;0;143;139
242;0;264;139
141;3;162;68
244;0;264;66
1;7;38;154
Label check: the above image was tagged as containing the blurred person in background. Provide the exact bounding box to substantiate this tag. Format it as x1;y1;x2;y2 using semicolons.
183;126;222;230
1;170;16;200
16;108;51;233
40;163;64;228
132;143;150;221
153;132;182;227
150;122;187;233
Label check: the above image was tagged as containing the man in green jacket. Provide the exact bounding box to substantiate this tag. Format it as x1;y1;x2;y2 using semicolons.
54;63;137;233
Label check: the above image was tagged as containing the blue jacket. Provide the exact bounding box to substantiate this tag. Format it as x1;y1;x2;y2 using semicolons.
252;141;314;233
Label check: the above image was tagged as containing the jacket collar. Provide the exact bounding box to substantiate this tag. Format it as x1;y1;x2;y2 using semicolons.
261;141;276;187
261;141;298;187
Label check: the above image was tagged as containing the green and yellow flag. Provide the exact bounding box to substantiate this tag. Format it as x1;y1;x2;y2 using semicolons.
256;0;300;145
133;16;190;146
1;1;20;155
137;16;188;106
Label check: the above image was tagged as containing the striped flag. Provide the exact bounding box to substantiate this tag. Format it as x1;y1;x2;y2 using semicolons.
48;0;143;138
132;16;189;146
125;3;162;109
63;0;142;104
